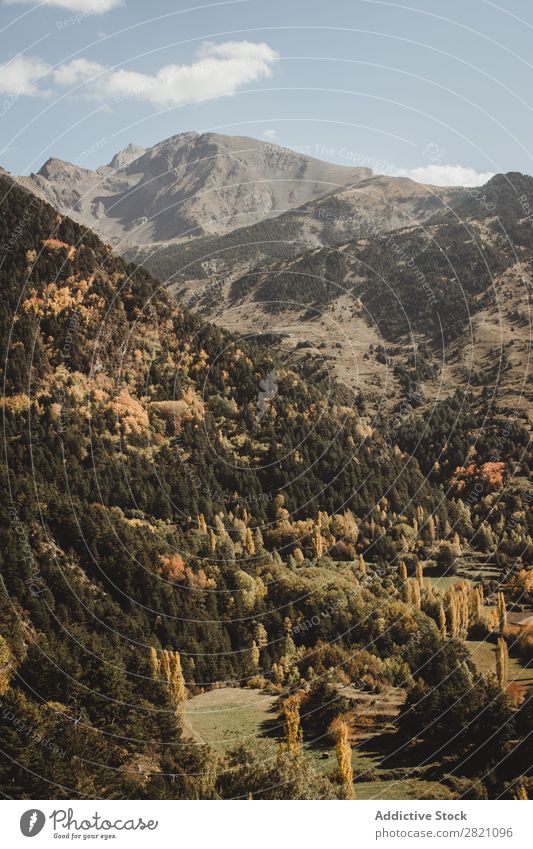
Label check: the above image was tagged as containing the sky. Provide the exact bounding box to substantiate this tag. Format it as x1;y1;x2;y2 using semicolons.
1;0;533;185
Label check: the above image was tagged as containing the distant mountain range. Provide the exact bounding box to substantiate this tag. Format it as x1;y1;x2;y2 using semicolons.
8;133;533;418
122;158;533;419
16;132;374;246
15;131;463;250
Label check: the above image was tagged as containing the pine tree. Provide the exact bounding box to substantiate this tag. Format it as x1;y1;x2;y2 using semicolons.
334;721;355;800
415;561;424;589
358;554;366;575
514;784;528;800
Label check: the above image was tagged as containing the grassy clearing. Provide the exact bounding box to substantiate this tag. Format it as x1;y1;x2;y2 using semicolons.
182;686;454;799
354;779;454;800
425;575;472;594
183;688;278;752
183;687;386;775
467;639;533;687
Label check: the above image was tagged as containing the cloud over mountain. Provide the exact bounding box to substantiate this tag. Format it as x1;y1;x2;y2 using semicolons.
393;164;495;187
0;41;279;108
0;54;50;95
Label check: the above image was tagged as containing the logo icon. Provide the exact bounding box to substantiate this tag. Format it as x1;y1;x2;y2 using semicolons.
20;810;46;837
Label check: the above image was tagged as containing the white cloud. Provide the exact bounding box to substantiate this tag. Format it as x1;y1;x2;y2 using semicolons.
89;40;280;107
0;54;50;95
394;164;495;187
4;0;122;13
263;129;278;140
0;41;278;107
52;57;104;85
51;41;279;106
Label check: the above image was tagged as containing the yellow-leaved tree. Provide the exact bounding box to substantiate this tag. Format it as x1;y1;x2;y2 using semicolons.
150;647;186;718
333;720;356;800
279;693;303;761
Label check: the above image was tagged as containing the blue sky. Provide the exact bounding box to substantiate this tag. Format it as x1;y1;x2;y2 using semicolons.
1;0;533;184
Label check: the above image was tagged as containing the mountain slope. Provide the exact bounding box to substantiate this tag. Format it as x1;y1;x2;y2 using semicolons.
137;172;533;416
124;171;464;286
17;132;373;247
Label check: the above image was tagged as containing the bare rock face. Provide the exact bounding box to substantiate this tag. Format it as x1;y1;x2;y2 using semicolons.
103;143;146;173
16;132;372;248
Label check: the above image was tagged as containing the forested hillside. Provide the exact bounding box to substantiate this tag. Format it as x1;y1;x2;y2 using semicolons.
134;172;533;417
0;176;531;800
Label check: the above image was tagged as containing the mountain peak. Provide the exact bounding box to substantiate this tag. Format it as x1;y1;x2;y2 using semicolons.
37;157;80;179
107;143;146;171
